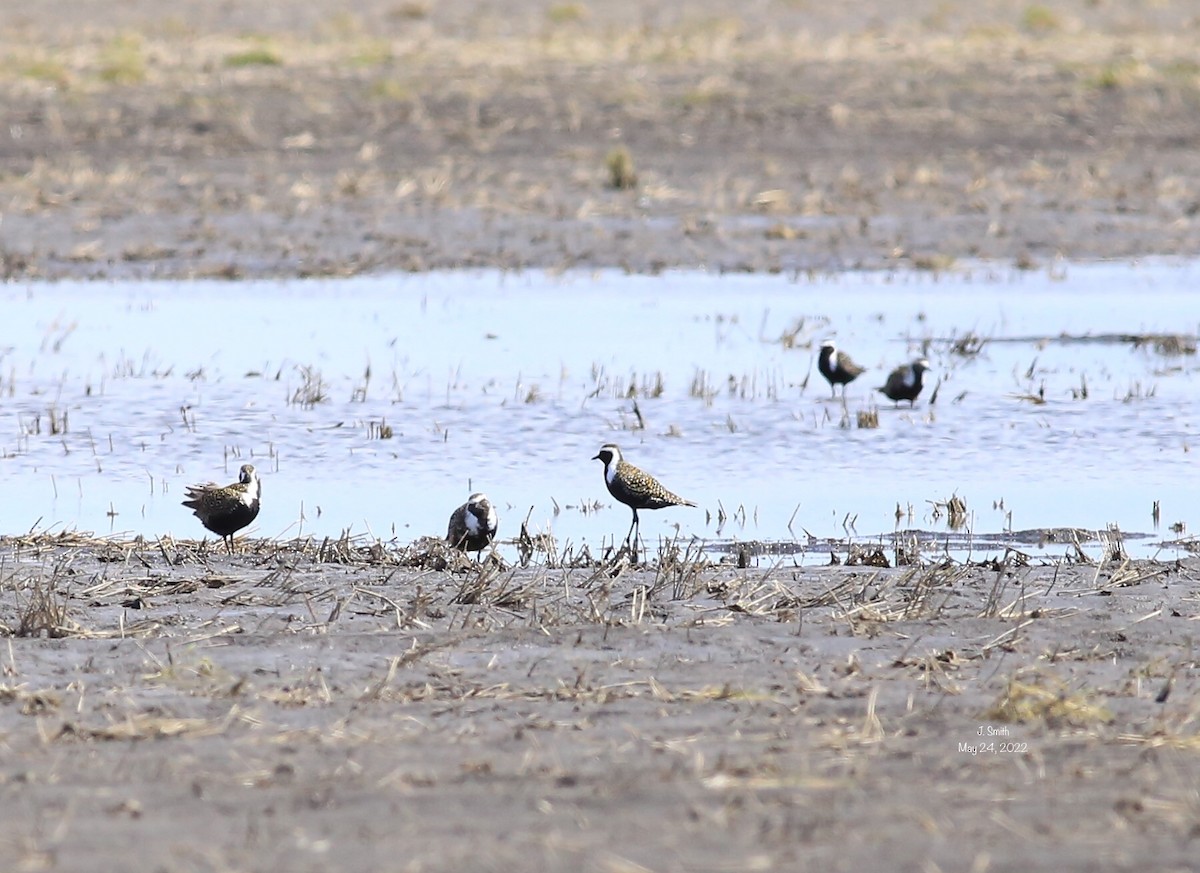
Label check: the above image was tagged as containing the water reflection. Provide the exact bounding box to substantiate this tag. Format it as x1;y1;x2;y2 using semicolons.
1;262;1198;561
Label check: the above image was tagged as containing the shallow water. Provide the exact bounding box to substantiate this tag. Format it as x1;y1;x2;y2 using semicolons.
2;262;1198;561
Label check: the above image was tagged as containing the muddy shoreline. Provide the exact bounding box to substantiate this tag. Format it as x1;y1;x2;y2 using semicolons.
3;534;1200;871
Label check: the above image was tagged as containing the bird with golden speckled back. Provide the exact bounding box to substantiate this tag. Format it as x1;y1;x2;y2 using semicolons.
181;463;261;552
592;443;695;547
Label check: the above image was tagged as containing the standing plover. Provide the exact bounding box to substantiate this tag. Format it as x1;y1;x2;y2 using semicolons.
878;359;931;407
817;340;866;398
447;492;498;558
592;443;695;545
181;463;261;552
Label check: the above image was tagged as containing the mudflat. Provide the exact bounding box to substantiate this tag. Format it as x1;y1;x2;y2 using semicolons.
3;2;1200;872
3;0;1200;279
2;534;1199;872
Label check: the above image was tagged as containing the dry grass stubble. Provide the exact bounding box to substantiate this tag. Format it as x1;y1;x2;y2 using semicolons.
1;531;1200;867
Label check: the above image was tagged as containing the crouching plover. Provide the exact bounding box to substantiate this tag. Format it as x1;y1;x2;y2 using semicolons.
447;492;498;558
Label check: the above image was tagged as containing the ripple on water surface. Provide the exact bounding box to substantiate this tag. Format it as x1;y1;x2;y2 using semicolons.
2;263;1198;561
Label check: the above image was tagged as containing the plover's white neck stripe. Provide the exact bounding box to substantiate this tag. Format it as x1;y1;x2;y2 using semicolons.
240;479;260;506
902;366;917;387
605;463;618;485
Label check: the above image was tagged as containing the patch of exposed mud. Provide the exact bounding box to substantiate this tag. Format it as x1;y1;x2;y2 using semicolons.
2;534;1199;870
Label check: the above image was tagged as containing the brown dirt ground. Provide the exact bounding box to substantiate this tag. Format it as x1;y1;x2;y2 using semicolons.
3;0;1200;279
2;534;1200;873
4;2;1200;872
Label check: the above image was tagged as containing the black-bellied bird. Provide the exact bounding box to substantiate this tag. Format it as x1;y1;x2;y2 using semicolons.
878;359;931;407
181;463;261;552
446;492;498;559
593;443;695;546
817;340;866;397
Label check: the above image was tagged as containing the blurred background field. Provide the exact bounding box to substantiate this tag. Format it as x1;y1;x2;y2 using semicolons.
2;0;1199;278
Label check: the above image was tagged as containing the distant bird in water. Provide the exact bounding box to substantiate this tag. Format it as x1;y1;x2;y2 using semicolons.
817;340;866;398
593;443;696;546
181;463;261;552
878;359;931;407
447;492;498;559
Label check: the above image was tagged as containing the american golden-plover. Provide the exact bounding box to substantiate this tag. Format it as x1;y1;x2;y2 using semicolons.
878;359;931;407
446;492;498;558
181;463;261;552
592;443;695;545
818;340;866;398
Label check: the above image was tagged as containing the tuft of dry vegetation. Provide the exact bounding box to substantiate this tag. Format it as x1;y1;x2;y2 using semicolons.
7;569;83;638
986;670;1113;728
605;146;638;190
288;365;329;408
224;45;284;67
